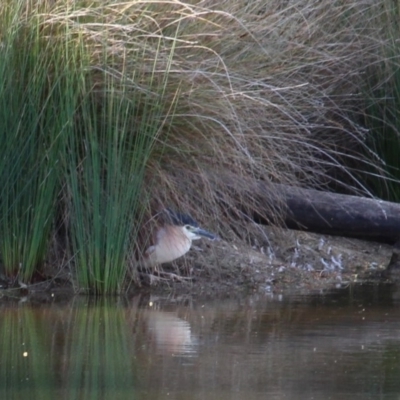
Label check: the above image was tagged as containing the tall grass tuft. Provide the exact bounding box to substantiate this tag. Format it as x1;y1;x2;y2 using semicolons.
65;85;142;293
0;1;177;291
53;2;181;294
65;57;175;294
0;2;75;281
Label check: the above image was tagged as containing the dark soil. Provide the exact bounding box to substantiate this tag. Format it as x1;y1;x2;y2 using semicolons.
0;223;394;298
140;223;394;296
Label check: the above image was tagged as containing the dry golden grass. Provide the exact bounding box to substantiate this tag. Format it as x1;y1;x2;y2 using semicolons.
115;0;388;231
32;0;391;227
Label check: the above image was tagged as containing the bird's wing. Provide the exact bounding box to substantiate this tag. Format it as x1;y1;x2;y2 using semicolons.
155;226;167;243
145;245;156;256
144;227;167;258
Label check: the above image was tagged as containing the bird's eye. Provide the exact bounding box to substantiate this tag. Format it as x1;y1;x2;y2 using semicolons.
184;224;192;230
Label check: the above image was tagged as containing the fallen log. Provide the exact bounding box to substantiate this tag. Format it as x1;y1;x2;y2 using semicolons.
221;178;400;244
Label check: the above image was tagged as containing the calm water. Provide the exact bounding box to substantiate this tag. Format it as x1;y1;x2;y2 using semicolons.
1;284;400;399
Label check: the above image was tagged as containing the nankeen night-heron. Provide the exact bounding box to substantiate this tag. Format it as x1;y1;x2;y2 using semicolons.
138;209;219;273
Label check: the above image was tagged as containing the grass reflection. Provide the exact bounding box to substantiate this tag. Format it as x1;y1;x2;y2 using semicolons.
0;298;136;398
63;298;135;399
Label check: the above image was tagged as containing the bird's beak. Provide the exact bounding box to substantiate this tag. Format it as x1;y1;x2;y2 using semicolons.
193;228;219;241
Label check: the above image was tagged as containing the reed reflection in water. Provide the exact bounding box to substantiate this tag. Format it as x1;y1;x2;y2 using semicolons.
0;284;399;399
0;297;135;399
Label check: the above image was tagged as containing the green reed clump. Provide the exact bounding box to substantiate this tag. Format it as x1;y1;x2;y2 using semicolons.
0;3;76;281
56;1;181;294
65;72;173;294
0;0;177;291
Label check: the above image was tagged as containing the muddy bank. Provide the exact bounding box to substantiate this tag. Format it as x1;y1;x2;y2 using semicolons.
143;223;394;296
0;223;394;298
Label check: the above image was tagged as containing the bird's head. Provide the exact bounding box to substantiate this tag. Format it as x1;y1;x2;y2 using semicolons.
164;209;219;242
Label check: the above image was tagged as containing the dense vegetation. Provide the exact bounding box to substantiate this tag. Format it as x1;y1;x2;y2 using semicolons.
0;0;399;293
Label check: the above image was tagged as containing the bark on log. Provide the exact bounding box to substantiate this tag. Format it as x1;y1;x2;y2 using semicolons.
243;182;400;244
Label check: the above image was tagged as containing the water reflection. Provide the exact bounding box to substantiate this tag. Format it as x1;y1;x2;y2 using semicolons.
0;284;399;399
143;310;196;355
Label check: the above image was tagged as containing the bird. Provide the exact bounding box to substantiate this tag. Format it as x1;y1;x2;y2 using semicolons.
136;209;218;281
